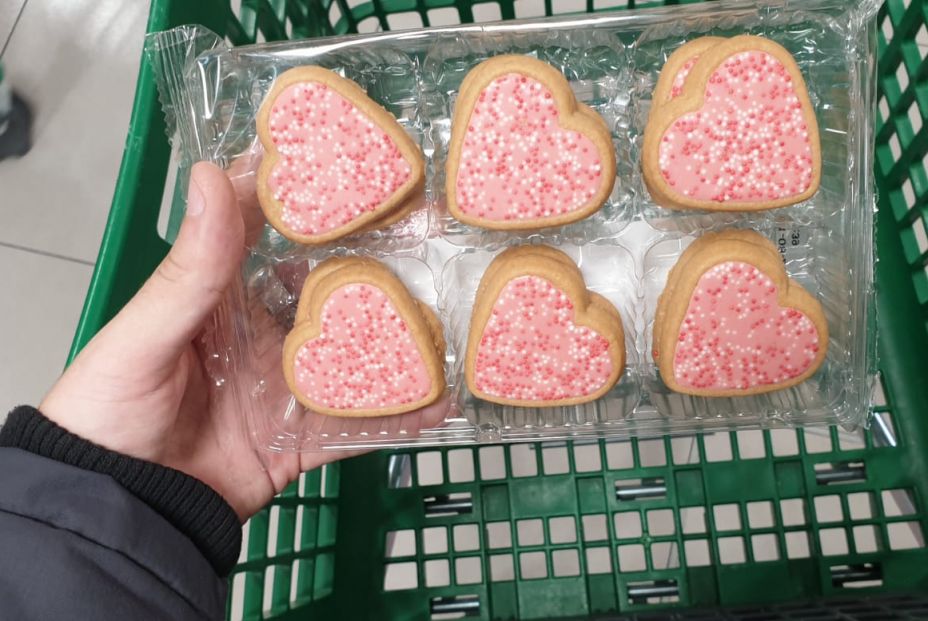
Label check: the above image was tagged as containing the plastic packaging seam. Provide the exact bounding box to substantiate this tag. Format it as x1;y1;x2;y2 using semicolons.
144;26;227;162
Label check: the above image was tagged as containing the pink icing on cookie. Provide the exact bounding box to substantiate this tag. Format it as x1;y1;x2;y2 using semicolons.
456;74;604;222
474;276;614;401
293;284;431;410
672;261;820;391
670;56;700;99
266;82;412;236
658;51;814;203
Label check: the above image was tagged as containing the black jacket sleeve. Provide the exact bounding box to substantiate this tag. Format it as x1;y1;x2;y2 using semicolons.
0;406;242;620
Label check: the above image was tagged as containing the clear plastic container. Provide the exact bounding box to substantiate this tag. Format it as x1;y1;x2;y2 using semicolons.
148;0;879;450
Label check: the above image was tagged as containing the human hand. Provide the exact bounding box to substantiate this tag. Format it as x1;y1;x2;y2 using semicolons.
40;161;448;520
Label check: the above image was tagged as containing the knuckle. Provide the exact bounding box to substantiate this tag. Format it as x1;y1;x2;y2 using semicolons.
153;252;226;300
155;253;188;285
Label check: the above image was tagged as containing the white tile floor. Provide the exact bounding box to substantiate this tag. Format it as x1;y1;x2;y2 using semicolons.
0;0;148;410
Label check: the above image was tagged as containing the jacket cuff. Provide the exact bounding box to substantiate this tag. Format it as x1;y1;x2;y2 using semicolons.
0;406;241;576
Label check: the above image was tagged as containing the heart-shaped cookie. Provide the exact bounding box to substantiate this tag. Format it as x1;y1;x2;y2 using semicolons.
446;56;617;230
653;229;828;396
643;36;821;211
465;245;625;406
284;257;446;416
257;67;425;245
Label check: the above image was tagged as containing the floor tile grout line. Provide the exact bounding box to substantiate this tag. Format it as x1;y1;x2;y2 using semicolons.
0;0;29;57
0;240;94;266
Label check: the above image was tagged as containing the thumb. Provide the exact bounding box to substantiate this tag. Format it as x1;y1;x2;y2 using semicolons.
98;162;245;368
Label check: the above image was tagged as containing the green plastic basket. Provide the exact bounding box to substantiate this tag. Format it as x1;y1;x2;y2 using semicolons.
70;0;928;618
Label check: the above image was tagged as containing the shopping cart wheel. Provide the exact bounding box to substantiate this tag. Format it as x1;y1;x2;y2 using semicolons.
0;93;33;160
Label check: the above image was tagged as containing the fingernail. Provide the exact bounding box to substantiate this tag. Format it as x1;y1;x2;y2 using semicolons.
187;175;206;217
